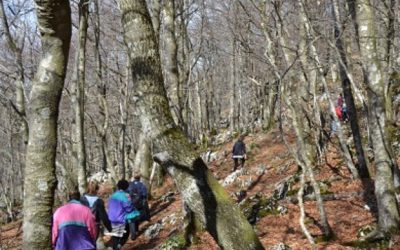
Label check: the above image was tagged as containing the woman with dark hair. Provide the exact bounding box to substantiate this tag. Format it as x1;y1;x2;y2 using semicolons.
107;180;140;250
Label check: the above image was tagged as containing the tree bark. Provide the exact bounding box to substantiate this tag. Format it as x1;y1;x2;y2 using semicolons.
22;0;71;248
72;0;89;194
117;1;263;248
162;0;184;127
133;134;152;188
354;0;400;234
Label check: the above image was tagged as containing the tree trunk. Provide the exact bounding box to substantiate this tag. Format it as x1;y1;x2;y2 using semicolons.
117;1;263;248
22;0;71;248
354;0;400;234
133;134;152;188
72;0;89;194
162;0;184;127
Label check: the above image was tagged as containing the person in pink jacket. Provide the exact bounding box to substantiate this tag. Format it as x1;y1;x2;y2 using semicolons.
52;189;97;250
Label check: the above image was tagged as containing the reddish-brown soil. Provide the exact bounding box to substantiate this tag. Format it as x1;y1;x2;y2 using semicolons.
1;129;398;249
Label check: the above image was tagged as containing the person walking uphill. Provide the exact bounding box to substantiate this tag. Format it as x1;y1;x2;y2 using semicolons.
81;181;112;249
128;173;151;237
52;189;97;250
107;179;140;250
232;134;247;172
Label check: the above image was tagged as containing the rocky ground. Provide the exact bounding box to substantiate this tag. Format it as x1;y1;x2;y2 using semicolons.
1;129;399;249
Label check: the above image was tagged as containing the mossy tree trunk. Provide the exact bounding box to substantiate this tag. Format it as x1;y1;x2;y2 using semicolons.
116;0;263;249
22;0;71;249
354;0;400;234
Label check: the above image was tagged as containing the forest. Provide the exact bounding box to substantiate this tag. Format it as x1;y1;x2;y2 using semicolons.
0;0;400;249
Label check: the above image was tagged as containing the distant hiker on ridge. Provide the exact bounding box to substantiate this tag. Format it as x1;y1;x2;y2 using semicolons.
232;134;247;172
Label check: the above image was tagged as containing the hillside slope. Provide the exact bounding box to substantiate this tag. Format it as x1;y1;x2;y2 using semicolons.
1;129;397;249
122;129;390;249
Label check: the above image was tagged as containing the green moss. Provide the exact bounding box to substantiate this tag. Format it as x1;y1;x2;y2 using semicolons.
209;128;218;136
249;142;260;150
286;188;299;196
343;239;390;249
315;234;334;243
160;233;187;250
257;208;280;217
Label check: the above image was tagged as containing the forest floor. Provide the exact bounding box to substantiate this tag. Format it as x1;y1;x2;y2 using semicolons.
1;129;400;249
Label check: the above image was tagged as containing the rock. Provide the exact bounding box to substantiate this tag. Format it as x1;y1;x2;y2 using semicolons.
277;205;288;215
357;224;376;239
89;171;112;183
201;150;219;163
144;222;162;239
256;165;267;175
214;130;233;145
162;213;178;226
222;168;244;186
270;243;291;250
274;181;289;200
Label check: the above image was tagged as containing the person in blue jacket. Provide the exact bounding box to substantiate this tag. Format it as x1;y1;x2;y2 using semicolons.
107;180;140;250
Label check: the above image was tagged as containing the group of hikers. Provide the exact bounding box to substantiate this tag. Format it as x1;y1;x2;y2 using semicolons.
52;173;150;250
51;135;248;250
335;94;349;122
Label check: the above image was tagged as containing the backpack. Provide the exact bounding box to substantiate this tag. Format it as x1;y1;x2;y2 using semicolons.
82;195;100;220
129;183;145;210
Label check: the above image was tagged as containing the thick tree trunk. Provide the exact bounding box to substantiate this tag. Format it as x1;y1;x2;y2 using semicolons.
354;0;400;234
22;0;71;249
72;0;89;194
117;1;263;248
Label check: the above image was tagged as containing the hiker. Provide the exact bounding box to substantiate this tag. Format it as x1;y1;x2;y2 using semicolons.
80;181;112;248
52;189;97;250
107;179;140;250
342;103;349;122
337;94;343;107
128;173;150;236
335;105;342;121
232;134;247;171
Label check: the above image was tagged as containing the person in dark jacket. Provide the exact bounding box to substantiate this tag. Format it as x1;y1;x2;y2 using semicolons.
128;173;150;239
80;181;112;248
232;134;247;171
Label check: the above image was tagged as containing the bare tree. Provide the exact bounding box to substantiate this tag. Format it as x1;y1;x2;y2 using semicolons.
71;0;89;194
